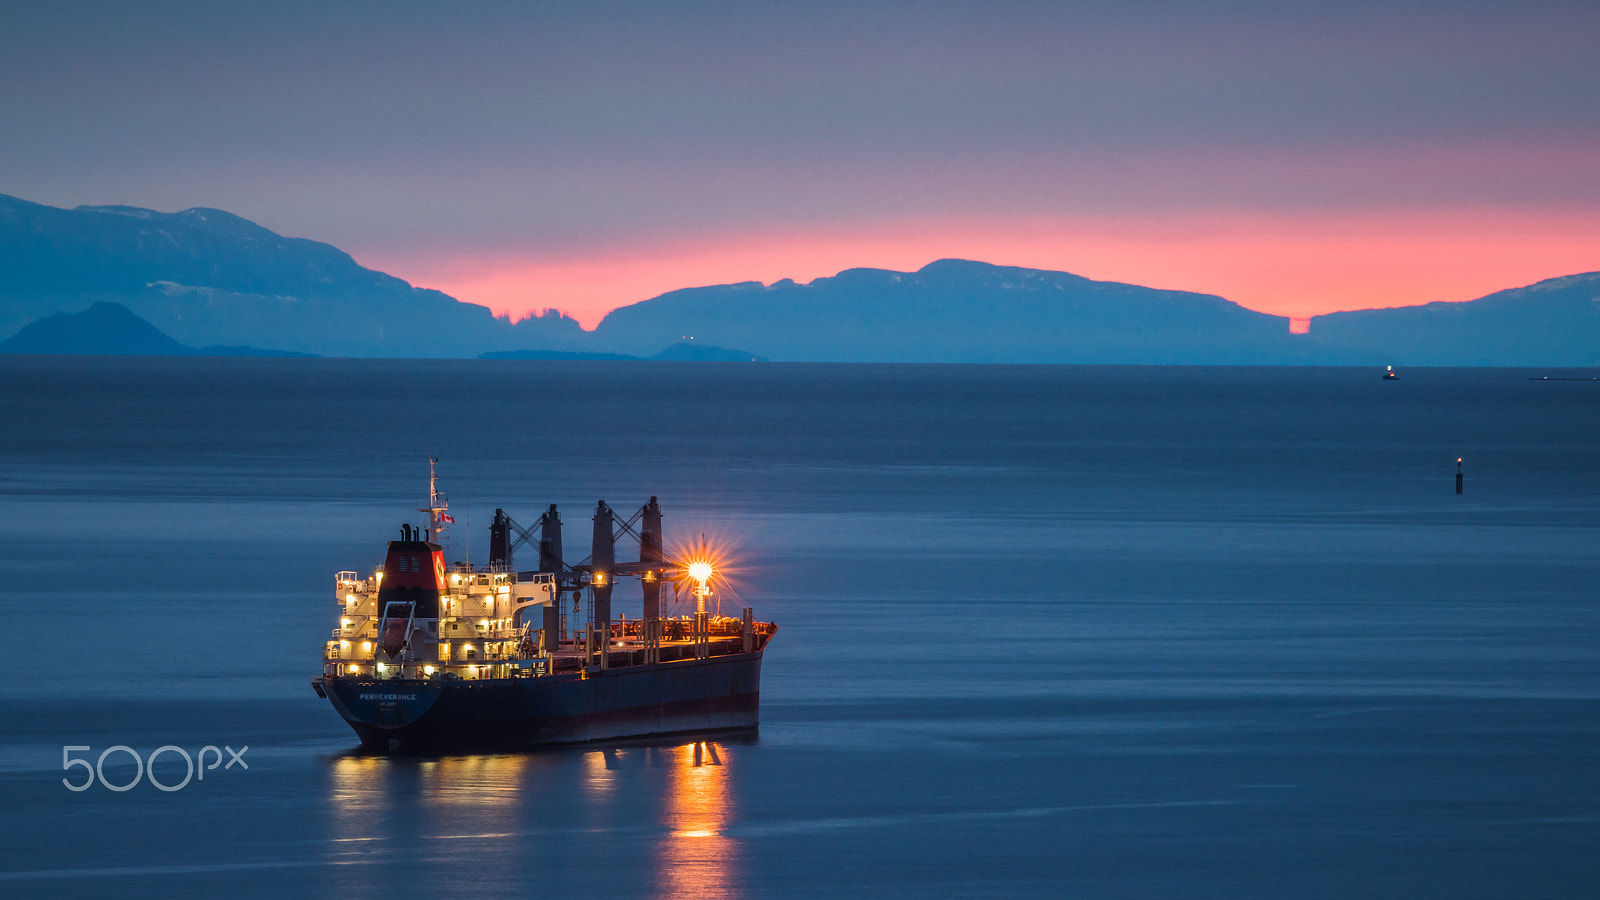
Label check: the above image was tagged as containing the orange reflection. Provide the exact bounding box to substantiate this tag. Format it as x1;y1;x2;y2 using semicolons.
419;754;531;813
325;755;398;872
329;755;391;828
328;753;544;845
656;741;741;899
582;748;620;797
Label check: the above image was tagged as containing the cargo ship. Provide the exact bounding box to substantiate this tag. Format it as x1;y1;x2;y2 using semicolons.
312;459;776;753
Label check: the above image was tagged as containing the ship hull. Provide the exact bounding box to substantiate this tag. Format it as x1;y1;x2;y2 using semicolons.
322;651;764;753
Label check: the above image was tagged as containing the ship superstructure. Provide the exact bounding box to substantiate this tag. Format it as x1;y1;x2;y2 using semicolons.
312;459;776;752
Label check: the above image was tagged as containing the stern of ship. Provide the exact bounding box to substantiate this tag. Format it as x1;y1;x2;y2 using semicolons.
321;678;445;751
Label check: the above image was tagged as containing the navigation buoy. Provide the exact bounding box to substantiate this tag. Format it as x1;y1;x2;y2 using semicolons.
1456;458;1463;494
1383;366;1397;380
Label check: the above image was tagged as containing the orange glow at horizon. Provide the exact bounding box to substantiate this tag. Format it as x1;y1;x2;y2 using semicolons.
365;211;1600;331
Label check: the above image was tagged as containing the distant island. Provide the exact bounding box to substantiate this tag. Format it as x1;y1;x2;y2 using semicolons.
0;301;315;357
482;343;766;362
1;193;1595;365
0;299;760;362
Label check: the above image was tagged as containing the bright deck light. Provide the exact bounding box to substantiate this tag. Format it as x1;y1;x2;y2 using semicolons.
688;561;714;583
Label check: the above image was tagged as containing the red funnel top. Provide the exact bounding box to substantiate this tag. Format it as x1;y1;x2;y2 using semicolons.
379;539;444;619
383;540;445;591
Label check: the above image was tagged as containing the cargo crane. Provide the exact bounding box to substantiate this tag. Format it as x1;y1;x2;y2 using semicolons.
487;496;722;667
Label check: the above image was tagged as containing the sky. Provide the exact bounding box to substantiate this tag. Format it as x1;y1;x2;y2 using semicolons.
2;0;1598;328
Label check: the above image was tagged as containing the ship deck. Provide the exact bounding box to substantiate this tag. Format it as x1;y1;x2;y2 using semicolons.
546;634;752;672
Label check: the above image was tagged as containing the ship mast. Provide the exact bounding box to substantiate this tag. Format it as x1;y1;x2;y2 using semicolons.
418;455;450;542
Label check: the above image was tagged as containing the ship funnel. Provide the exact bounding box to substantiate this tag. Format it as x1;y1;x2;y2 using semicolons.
641;496;662;620
591;500;615;625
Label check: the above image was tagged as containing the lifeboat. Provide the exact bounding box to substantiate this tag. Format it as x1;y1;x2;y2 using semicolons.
379;618;408;659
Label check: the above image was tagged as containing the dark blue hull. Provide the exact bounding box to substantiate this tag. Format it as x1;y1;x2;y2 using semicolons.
321;651;764;753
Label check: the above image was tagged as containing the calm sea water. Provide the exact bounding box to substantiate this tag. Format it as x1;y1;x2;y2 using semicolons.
0;358;1596;898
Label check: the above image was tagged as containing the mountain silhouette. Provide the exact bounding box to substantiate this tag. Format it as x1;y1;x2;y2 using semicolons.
588;259;1362;364
1308;273;1600;366
2;193;1594;364
0;193;583;357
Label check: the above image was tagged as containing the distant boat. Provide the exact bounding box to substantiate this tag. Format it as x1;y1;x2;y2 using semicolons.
1383;366;1397;380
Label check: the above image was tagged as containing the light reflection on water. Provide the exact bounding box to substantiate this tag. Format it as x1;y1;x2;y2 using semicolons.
321;739;744;897
656;741;740;900
582;747;619;796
